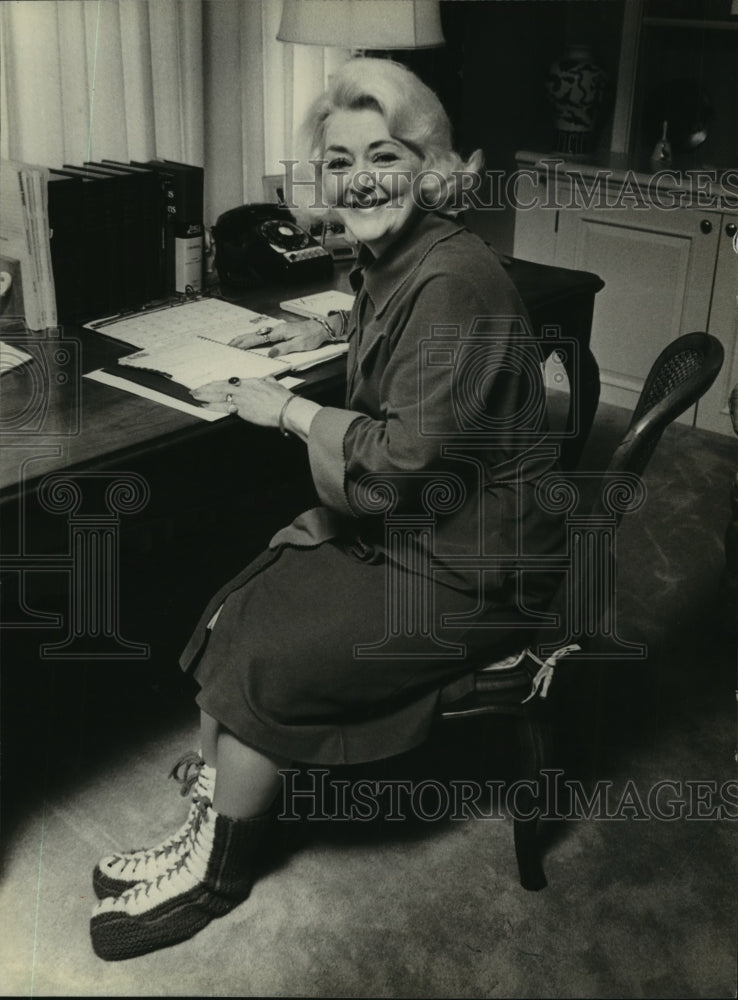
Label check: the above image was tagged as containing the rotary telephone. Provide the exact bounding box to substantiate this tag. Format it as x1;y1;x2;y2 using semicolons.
212;203;334;290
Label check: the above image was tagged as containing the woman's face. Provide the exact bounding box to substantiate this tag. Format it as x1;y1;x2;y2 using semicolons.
322;108;422;257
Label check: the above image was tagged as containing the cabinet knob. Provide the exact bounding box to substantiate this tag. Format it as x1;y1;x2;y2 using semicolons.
700;219;713;234
726;222;737;238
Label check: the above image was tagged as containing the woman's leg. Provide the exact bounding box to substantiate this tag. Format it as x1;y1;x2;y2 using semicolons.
200;709;219;767
202;709;289;817
213;728;290;819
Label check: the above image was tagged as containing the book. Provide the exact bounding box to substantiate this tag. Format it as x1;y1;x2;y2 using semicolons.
1;159;57;330
84;296;348;392
279;289;355;320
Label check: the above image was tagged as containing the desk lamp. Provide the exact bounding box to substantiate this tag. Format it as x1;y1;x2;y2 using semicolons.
276;0;445;53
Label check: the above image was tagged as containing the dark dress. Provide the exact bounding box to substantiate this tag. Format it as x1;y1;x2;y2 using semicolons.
179;212;566;765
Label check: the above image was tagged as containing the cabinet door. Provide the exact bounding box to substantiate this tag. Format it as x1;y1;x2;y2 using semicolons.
696;219;738;436
554;203;720;416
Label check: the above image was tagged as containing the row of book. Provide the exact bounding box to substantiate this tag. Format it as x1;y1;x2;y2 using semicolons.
1;160;57;330
47;159;204;323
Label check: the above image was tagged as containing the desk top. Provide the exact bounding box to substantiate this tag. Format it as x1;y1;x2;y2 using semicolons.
0;270;352;503
0;252;603;502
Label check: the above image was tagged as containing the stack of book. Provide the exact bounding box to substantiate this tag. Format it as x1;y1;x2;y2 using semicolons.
46;158;204;323
0;159;57;330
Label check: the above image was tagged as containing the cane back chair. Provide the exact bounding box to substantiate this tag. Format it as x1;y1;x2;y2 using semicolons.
438;331;725;890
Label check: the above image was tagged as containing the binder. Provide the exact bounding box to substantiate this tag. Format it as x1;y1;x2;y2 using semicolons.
94;161;166;305
62;164;136;313
51;168;115;319
112;160;172;302
80;164;146;310
151;159;204;295
47;171;83;322
132;160;178;296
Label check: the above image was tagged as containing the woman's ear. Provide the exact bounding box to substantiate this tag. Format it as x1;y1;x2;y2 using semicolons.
466;148;485;173
416;168;449;212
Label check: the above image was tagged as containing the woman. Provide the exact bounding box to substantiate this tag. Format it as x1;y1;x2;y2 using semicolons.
90;58;565;961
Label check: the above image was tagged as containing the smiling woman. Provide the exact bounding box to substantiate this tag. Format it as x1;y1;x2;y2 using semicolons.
89;56;567;963
323;108;422;256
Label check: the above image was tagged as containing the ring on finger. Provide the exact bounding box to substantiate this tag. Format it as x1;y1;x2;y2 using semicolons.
257;328;273;345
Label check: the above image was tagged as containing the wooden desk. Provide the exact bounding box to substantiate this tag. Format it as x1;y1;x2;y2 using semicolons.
0;256;602;661
0;271;352;503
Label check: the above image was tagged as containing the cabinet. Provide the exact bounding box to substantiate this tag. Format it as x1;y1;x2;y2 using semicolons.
612;0;737;172
513;157;737;433
698;217;738;434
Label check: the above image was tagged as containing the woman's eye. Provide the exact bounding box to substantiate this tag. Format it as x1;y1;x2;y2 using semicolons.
327;158;350;171
373;151;399;164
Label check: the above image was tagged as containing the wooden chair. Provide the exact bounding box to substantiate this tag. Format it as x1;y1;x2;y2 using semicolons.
438;331;725;890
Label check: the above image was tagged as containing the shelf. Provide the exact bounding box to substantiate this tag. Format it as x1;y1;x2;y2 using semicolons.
643;16;738;29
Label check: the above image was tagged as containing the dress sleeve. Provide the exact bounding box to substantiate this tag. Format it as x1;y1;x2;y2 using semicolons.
306;266;529;519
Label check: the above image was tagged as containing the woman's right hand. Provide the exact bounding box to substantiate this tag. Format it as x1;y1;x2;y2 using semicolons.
228;319;328;357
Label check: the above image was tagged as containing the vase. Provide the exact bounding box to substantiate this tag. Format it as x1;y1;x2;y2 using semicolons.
545;44;608;156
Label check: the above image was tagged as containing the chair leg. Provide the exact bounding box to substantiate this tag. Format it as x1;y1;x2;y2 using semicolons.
512;710;548;891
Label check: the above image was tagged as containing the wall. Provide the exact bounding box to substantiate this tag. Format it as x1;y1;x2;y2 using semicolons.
443;0;626;255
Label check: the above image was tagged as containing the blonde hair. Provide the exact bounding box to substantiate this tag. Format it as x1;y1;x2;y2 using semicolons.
291;57;482;220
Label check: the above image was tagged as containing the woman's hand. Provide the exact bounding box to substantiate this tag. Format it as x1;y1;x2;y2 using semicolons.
228;319;328;357
191;376;290;427
190;376;322;441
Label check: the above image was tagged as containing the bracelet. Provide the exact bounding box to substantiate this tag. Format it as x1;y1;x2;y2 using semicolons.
327;309;349;340
278;394;298;438
312;315;337;342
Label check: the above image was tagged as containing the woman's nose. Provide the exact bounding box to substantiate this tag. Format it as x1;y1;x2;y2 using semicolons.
345;165;380;206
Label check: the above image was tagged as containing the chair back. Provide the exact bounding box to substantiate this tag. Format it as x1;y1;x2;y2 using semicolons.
603;332;724;488
538;331;724;657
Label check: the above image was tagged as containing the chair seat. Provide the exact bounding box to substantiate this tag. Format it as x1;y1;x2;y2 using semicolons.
439;645;580;718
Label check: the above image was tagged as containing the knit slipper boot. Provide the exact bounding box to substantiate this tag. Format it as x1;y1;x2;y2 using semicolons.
93;751;216;900
90;802;272;961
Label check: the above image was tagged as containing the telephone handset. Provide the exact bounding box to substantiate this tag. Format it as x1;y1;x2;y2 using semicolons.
212;203;333;290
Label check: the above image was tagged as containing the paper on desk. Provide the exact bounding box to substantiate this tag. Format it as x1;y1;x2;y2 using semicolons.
0;340;33;373
250;342;349;371
84;368;306;419
119;337;291;389
84;369;226;421
84;298;277;351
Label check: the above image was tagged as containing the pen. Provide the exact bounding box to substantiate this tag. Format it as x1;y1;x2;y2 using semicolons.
86;297;191;330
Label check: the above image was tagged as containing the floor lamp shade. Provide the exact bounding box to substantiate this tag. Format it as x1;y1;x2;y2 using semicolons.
277;0;445;50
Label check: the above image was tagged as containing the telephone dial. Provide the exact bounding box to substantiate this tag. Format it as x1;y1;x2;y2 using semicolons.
212;203;333;290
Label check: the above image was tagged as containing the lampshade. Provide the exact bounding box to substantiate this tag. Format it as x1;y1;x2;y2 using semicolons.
277;0;445;50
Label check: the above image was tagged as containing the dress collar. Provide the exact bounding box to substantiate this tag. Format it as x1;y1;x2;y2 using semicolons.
348;212;466;317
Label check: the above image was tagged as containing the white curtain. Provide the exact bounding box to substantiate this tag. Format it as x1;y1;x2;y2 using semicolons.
0;0;348;226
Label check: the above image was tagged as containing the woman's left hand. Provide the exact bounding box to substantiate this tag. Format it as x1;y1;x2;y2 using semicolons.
190;376;290;426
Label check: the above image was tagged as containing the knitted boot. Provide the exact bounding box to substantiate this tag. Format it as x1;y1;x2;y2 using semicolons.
93;751;216;900
90;802;271;961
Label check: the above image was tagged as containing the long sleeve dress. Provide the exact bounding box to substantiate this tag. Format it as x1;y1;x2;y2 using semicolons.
179;211;567;765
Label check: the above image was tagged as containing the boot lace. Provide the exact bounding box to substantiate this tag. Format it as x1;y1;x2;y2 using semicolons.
168;750;205;797
109;791;212;875
121;799;211;904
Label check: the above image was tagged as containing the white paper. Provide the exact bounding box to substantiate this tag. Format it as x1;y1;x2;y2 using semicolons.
84;369;226;421
0;340;34;373
84;298;277;352
279;289;355;319
118;337;291;389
